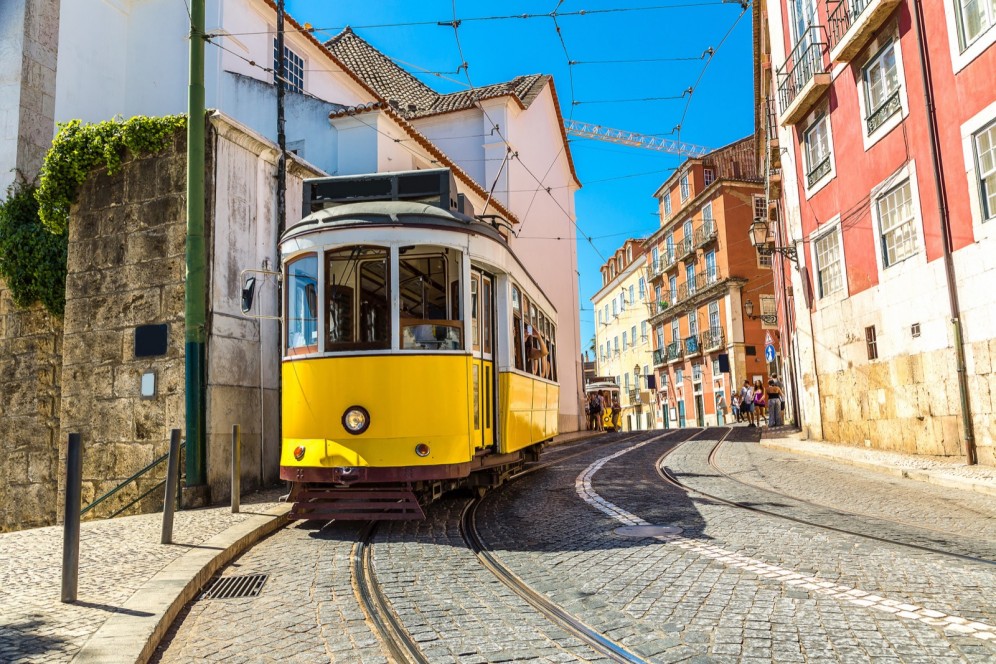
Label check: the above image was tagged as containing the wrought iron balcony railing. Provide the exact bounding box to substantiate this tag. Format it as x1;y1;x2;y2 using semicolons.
693;219;718;248
648;297;675;317
666;341;682;362
807;156;831;187
777;26;828;116
866;89;901;134
684;334;702;357
702;326;725;351
676;236;695;261
652;347;667;366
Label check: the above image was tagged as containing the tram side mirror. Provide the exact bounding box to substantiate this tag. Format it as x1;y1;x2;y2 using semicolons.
241;276;257;313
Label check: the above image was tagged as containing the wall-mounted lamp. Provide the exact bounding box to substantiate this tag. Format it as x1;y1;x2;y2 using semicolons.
749;217;798;264
744;299;777;326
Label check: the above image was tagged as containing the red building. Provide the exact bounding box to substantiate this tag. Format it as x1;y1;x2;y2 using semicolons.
756;0;996;463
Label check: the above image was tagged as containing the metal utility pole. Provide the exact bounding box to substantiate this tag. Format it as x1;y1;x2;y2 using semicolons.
185;0;207;489
276;0;287;232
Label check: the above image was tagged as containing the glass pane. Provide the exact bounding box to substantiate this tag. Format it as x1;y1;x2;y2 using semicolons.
286;254;318;354
482;278;492;355
400;252;462;350
327;246;389;351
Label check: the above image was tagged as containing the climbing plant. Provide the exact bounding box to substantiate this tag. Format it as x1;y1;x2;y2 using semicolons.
0;182;67;317
36;114;187;234
0;115;187;317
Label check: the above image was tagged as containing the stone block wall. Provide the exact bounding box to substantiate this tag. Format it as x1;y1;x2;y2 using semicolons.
57;131;190;521
0;284;62;533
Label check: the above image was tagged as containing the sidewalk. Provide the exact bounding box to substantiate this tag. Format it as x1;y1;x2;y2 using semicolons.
0;490;290;664
760;428;996;498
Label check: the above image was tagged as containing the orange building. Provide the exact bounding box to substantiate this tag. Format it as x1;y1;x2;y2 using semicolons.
644;138;777;427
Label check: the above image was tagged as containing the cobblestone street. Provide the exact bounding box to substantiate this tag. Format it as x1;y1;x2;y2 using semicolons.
151;430;996;663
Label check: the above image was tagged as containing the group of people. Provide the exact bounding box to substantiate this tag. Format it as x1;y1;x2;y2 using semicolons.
731;375;783;428
585;392;621;431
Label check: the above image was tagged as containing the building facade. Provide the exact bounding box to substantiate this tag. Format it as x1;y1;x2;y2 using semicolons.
758;0;996;464
592;240;656;431
645;139;775;428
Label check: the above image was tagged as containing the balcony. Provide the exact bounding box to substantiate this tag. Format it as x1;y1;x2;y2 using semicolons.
648;296;674;318
806;156;831;188
769;167;782;198
702;326;725;352
675;268;724;308
684;334;702;358
666;341;683;363
693;219;718;249
827;0;903;64
777;26;831;126
676;236;695;262
767;98;781;168
652;347;667;367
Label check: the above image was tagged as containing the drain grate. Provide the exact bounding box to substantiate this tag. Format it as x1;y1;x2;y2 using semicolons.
200;574;268;600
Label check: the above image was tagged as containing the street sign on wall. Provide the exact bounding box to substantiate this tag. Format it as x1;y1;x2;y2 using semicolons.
765;344;776;363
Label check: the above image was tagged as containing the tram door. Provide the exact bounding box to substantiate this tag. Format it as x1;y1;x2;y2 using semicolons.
470;271;496;450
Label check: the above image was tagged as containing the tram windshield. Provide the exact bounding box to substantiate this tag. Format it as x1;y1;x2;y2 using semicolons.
327;246;390;351
399;249;462;350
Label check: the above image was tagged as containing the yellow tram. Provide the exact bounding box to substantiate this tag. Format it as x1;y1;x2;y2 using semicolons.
276;170;559;520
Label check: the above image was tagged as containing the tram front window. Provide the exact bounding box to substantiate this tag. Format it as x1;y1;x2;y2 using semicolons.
326;246;389;351
399;251;462;350
286;254;318;355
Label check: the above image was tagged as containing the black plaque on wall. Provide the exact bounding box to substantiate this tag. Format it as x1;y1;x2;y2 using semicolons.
135;324;168;357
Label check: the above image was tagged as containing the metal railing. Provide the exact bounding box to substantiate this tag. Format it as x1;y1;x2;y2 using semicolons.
675;236;695;261
666;341;683;362
807;156;832;187
827;0;872;51
866;89;901;133
693;219;718;248
653;347;667;366
777;26;828;113
649;295;675;317
81;449;175;519
702;327;725;351
676;268;723;303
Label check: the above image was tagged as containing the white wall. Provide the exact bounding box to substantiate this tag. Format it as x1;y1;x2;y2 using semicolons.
0;0;27;191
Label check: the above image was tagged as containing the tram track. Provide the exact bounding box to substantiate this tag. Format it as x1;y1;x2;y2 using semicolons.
352;522;430;664
656;429;996;566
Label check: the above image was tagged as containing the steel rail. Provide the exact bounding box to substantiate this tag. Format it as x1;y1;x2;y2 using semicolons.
460;498;648;664
655;431;995;566
352;522;430;664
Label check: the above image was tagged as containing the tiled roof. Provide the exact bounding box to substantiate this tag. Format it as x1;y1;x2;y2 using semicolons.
324;28;550;119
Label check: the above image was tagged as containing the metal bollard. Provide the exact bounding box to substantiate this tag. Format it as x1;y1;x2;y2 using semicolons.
62;433;82;603
161;429;182;544
231;424;241;513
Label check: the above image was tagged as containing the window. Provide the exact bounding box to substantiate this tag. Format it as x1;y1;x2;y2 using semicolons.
671;318;680;343
704;168;715;186
641;321;648;341
676;368;684;384
651;246;660;268
599;343;604;359
629;285;635;304
758;251;773;268
631;325;637;345
273;39;305;93
692;362;702;381
597;309;603;326
638;277;646;299
814;227;843;297
668;275;677;303
701;202;714;222
688;312;698;336
877;179;917;266
866;325;878;360
328;246;391;351
655;284;663;303
614;336;620;354
619;292;626;311
863;42;901;134
665;233;675;258
664;193;672;217
705;251;717;282
685;263;695;295
956;0;996;49
680;172;690;200
754;194;766;221
804;114;832;187
622;331;628;351
286;254;318;355
612;299;618;316
604;304;609;321
975;120;996;220
624;373;630;390
708;301;720;331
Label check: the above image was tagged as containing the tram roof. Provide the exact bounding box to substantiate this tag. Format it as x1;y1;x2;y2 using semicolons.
281;200;509;245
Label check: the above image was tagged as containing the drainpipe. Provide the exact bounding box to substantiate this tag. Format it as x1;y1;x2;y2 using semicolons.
276;0;287;233
911;0;977;464
185;0;207;488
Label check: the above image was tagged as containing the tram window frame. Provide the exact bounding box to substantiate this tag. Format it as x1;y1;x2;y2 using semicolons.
398;249;463;351
482;276;492;355
511;285;524;370
325;246;390;352
285;253;319;356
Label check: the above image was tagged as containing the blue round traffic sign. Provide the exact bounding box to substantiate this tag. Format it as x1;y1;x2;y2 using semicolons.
764;344;776;362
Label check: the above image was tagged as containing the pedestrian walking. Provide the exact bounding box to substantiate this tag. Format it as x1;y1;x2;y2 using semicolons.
731;393;741;422
753;380;767;427
740;380;755;427
767;376;783;427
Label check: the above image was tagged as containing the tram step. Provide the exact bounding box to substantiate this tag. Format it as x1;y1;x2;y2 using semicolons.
290;488;426;521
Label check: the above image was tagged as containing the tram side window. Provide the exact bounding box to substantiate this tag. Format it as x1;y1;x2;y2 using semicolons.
511;286;524;370
326;246;389;351
399;252;462;350
286;254;318;355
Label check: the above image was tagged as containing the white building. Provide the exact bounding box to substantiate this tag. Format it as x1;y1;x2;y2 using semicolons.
1;0;584;431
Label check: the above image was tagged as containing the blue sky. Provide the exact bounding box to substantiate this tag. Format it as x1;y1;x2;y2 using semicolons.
286;0;755;350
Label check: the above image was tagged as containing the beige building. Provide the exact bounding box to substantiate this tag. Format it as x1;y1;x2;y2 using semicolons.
591;240;656;431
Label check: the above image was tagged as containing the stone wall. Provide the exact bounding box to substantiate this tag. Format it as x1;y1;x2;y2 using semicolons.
0;284;62;533
57;130;190;521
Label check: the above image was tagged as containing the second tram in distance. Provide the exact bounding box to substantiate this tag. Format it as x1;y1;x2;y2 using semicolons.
275;169;560;520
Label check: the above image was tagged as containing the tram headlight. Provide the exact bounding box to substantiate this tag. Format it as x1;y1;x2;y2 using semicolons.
342;406;370;435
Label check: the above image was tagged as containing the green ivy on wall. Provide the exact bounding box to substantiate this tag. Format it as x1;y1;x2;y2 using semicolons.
0;115;187;317
0;183;67;317
37;114;187;234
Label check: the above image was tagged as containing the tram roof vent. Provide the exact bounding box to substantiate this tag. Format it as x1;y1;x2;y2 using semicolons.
303;169;470;218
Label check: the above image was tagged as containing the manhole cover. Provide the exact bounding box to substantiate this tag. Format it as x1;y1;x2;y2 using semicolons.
200;574;268;600
614;525;683;538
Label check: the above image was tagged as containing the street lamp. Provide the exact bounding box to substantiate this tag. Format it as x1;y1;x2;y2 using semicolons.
744;298;778;326
749;217;798;264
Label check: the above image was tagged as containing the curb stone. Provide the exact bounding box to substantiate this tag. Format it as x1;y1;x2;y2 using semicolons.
71;503;292;664
761;437;996;498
